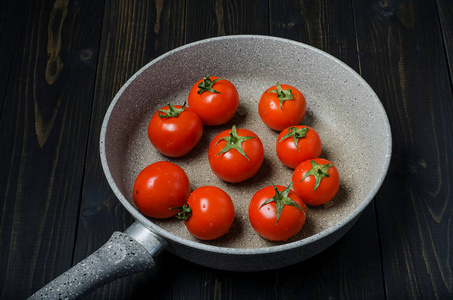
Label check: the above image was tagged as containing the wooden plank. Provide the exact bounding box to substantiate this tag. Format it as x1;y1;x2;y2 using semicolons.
270;0;359;67
171;255;278;299
0;0;104;298
72;0;186;299
185;0;269;42
353;0;453;298
437;0;453;84
0;1;24;111
268;0;385;298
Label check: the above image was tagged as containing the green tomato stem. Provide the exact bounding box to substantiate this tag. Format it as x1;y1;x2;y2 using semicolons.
278;126;309;150
215;125;255;160
197;75;224;94
171;204;192;220
266;82;294;110
300;160;333;192
158;102;186;118
259;182;305;224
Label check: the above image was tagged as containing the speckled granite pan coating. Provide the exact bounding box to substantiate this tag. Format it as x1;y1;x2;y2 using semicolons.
29;232;155;300
100;35;392;271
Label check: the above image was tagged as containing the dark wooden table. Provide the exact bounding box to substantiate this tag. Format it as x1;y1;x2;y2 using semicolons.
1;0;452;299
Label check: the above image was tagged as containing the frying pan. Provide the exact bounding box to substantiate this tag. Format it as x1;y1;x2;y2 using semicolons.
29;35;392;299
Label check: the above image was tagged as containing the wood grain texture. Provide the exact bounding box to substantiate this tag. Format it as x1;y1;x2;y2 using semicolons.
270;0;359;68
353;0;453;298
185;0;269;42
0;0;24;112
172;255;278;299
0;0;104;298
437;0;453;86
72;0;185;299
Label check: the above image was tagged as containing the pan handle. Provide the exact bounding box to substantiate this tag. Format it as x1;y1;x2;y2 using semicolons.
28;221;167;300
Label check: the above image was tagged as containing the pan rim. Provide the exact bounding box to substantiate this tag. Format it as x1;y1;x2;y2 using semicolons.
100;34;392;256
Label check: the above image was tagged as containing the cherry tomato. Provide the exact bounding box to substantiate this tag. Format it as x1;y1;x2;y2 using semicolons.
208;125;264;183
292;158;340;206
174;186;235;240
188;75;239;126
258;82;307;131
276;125;322;169
248;183;307;241
133;161;190;218
148;102;203;157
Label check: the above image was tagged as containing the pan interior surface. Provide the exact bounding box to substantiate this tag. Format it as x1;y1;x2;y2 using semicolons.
103;36;391;251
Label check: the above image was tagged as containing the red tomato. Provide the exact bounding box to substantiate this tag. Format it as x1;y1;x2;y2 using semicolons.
276;126;322;169
208;125;264;183
174;186;235;240
148;102;203;157
133;161;190;218
188;75;239;126
292;158;340;206
258;83;307;131
248;184;307;241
